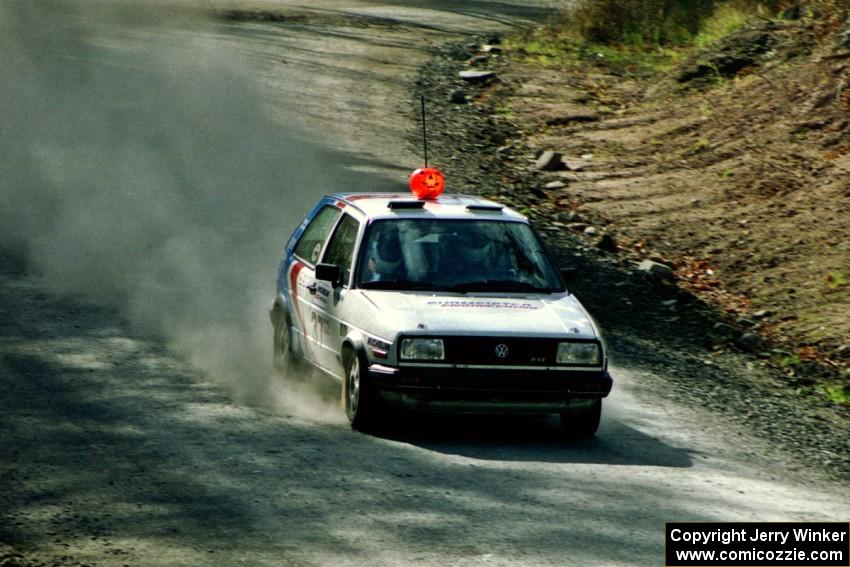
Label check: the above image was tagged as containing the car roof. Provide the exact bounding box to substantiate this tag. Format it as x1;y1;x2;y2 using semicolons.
327;193;528;223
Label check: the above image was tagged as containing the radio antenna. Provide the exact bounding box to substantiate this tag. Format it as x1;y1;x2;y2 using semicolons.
421;95;429;168
409;95;445;200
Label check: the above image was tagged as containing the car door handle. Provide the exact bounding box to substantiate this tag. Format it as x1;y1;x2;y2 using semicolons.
306;283;318;295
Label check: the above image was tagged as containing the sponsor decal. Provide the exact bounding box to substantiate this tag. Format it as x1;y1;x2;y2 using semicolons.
310;311;331;337
316;283;330;303
367;337;392;351
426;300;540;310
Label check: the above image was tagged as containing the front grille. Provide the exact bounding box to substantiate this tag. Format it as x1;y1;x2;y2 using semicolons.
441;336;597;367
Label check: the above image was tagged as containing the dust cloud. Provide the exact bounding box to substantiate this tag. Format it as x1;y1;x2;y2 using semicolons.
0;1;342;422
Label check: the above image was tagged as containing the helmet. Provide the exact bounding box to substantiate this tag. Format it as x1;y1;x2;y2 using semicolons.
373;228;403;274
458;230;491;263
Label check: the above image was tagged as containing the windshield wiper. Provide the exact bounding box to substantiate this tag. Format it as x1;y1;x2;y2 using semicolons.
450;280;553;293
359;279;453;292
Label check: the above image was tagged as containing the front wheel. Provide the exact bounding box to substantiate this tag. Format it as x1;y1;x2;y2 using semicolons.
560;399;602;439
343;350;381;431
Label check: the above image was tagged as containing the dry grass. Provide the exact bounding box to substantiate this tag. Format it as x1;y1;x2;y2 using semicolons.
568;0;848;47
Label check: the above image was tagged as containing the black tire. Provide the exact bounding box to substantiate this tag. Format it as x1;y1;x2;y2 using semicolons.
343;349;381;431
272;311;294;374
560;399;602;439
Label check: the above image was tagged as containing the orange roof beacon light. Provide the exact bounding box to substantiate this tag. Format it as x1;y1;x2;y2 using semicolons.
409;95;445;200
409;167;445;200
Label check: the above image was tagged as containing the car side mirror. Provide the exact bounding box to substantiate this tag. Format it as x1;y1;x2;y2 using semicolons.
315;263;341;285
560;267;578;284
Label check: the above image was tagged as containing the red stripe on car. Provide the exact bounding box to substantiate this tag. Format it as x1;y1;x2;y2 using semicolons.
289;261;308;349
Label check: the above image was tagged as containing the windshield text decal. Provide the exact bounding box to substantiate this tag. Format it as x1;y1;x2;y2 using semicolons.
426;300;540;310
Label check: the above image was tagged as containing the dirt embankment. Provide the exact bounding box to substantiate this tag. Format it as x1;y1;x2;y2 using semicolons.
422;15;850;394
508;17;850;381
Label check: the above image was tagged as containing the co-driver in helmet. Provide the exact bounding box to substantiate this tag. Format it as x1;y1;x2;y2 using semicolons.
363;225;407;282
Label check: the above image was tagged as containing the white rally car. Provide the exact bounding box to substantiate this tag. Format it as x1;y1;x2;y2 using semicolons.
270;191;612;436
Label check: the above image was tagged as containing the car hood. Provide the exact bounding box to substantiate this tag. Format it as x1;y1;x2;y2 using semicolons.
357;290;597;339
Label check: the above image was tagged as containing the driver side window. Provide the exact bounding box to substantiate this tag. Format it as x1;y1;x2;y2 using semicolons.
322;214;360;286
294;206;341;265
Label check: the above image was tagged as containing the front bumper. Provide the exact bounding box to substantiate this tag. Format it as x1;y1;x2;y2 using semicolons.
368;364;613;414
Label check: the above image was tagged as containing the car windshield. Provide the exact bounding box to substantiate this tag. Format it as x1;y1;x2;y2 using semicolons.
356;219;564;293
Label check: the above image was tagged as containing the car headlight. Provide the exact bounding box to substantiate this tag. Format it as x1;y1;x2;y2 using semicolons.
400;338;445;361
556;342;600;365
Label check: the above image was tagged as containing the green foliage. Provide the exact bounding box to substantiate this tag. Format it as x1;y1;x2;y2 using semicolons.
694;2;752;46
556;0;850;52
503;34;572;67
566;0;820;47
698;59;725;83
494;105;515;119
591;43;683;73
573;0;718;46
819;383;850;405
686;138;711;154
504;28;681;75
824;271;848;290
508;0;850;77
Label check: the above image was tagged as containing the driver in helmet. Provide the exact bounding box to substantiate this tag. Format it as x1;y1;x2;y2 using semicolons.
456;230;496;280
457;229;493;268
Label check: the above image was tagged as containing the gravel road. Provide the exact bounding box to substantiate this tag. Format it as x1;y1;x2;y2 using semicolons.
1;2;848;566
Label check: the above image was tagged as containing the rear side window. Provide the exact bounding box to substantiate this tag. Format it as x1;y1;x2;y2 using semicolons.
294;206;341;265
322;214;360;286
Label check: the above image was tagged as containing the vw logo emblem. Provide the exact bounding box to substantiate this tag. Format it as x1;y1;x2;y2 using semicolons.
494;344;509;359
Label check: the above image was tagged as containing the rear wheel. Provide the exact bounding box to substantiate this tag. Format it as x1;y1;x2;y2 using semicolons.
560;399;602;439
343;350;381;431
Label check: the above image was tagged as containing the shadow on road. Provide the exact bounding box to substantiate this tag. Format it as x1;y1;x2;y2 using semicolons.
371;413;695;467
0;256;709;566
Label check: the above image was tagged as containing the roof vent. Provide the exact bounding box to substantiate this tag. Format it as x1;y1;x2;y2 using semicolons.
466;204;503;212
388;199;426;210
